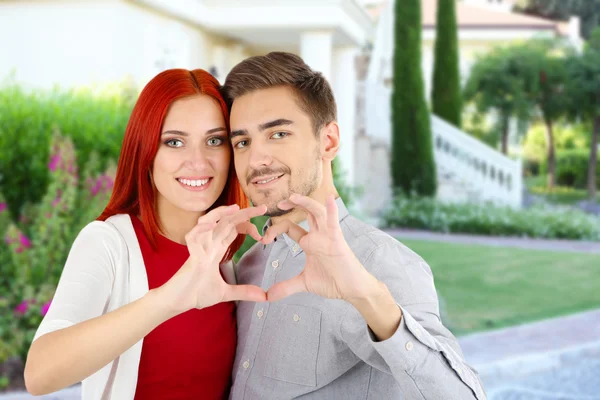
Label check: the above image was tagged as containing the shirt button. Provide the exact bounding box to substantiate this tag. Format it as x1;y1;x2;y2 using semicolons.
243;360;250;369
457;367;462;375
271;260;279;269
405;341;414;351
257;309;264;319
293;313;300;322
414;328;421;338
292;244;299;252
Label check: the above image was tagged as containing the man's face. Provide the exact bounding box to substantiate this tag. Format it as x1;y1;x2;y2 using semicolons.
229;86;323;217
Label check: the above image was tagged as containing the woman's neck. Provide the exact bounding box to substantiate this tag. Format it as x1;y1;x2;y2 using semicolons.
156;203;205;245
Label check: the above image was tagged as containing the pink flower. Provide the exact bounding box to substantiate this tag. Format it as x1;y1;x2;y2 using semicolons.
91;179;103;196
0;203;7;213
19;232;31;248
15;246;24;253
41;301;51;316
48;155;61;172
52;197;61;207
4;235;13;244
14;300;30;315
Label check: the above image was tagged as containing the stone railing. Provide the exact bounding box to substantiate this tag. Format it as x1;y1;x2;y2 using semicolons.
432;115;523;208
355;80;523;213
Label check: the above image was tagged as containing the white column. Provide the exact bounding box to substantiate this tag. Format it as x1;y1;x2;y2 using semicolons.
212;45;228;81
568;16;584;53
300;30;333;82
332;46;358;185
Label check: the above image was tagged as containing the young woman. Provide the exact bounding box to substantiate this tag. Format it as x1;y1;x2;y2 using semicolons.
24;69;267;399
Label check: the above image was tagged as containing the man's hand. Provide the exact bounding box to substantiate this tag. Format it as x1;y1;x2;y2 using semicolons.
262;194;402;340
262;194;379;303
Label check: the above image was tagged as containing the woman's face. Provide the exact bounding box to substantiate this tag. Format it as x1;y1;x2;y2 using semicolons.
152;94;230;216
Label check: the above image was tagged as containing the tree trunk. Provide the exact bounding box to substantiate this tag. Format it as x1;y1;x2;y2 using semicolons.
501;117;509;155
544;118;556;190
588;117;600;200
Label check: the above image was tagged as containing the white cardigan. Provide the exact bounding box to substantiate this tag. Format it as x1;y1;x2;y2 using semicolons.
33;214;236;400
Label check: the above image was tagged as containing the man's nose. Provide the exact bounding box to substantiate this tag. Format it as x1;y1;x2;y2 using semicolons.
248;142;272;169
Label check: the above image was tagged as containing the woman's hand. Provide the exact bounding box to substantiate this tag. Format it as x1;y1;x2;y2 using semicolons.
156;204;268;317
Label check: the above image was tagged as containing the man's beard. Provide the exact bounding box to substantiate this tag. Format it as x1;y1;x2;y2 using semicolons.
253;172;319;217
248;154;321;217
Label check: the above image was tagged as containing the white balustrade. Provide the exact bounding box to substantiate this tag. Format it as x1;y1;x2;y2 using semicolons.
355;80;523;211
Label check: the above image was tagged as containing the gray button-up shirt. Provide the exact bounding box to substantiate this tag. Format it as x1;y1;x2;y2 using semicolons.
231;198;486;399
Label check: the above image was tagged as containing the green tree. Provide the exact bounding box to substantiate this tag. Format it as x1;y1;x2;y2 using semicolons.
564;28;600;199
514;0;600;39
431;0;462;127
522;40;571;189
463;44;539;154
391;0;436;196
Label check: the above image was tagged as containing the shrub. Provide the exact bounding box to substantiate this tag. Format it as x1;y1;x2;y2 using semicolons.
391;0;437;196
431;0;462;127
0;132;114;374
0;81;135;219
382;193;600;241
540;149;600;189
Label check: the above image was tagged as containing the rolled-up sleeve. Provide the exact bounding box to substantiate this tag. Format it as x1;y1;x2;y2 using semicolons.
339;241;487;399
33;221;119;342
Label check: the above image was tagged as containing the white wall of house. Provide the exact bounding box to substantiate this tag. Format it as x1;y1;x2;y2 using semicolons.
0;1;247;89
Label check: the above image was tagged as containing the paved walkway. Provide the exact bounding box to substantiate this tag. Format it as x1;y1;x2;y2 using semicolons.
0;385;80;400
460;308;600;368
459;308;600;400
385;228;600;254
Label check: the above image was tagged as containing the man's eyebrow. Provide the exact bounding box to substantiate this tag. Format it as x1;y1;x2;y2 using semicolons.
259;118;294;131
230;128;248;139
161;127;227;136
229;119;293;139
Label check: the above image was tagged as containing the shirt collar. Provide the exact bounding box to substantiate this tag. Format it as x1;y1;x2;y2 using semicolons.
261;196;350;257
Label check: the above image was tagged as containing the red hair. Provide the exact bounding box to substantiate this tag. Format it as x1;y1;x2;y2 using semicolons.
98;69;249;262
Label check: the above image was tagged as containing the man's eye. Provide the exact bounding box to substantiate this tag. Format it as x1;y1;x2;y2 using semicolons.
165;139;183;147
234;140;248;149
207;137;224;146
272;132;288;139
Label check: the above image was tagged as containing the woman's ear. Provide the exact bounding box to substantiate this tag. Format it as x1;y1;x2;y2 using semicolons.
320;121;340;162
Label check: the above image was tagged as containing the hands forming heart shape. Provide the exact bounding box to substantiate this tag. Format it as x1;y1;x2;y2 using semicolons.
157;194;377;318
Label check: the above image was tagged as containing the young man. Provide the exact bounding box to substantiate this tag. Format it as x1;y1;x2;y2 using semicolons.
222;52;486;399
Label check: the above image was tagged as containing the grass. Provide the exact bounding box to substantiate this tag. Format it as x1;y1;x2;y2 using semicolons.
399;238;600;336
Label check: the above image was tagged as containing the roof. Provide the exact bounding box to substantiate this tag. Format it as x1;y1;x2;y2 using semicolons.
366;0;563;33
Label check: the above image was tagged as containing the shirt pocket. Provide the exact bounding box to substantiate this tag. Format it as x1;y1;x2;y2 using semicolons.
263;304;322;387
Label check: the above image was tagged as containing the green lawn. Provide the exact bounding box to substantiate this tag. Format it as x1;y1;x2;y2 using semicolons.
400;239;600;336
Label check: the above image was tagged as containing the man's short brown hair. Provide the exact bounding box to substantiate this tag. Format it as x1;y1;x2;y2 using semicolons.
221;52;337;135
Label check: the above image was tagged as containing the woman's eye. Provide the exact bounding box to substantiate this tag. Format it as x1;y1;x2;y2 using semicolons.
208;137;224;146
272;132;288;139
165;139;183;147
234;140;248;149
